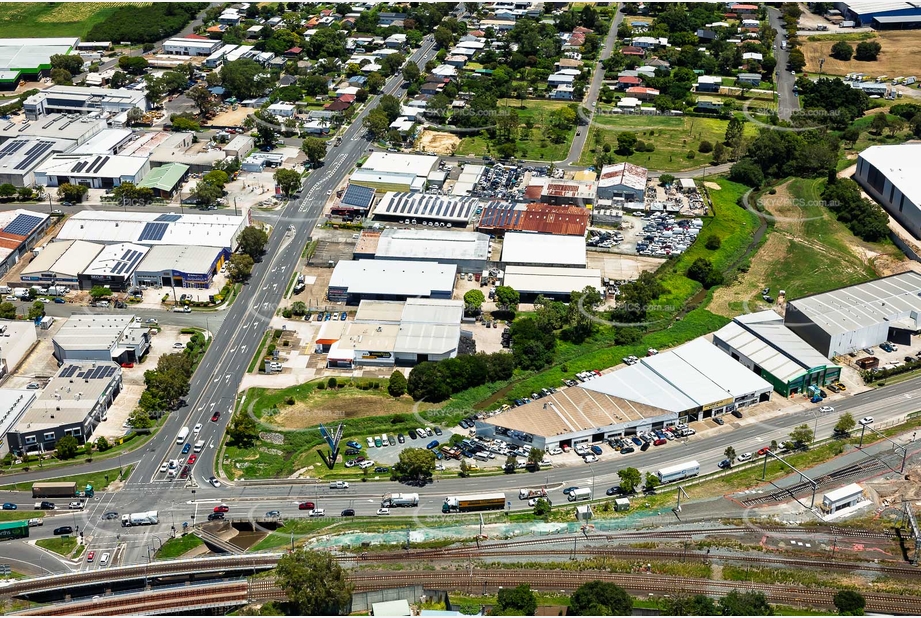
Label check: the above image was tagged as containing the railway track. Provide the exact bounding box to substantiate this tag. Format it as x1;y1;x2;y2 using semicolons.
0;524;897;600
740;456;893;507
22;569;920;616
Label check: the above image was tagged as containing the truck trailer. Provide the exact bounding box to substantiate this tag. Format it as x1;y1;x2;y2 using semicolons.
567;487;592;502
381;493;419;508
122;511;159;527
443;492;506;513
31;482;77;499
519;487;547;500
655;460;700;484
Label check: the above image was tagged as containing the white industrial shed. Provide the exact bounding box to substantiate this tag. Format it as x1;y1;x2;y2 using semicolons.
327;298;466;368
501;231;586;267
784;272;921;358
35;153;150;189
327;259;457;304
371;192;480;226
479;337;772;450
0;321;38;379
364;228;490;273
20;240;103;288
56;211;245;251
363;151;439;177
855;144;921;239
502;265;602;302
78;242;149;292
0;389;37;457
52;315;151;364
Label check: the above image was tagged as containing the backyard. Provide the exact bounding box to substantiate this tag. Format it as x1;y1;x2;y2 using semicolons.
579;113;760;171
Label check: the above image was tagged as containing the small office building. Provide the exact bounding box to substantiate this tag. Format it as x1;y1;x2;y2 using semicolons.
821;483;865;513
78;242;149;292
134;245;225;289
137;162;190;199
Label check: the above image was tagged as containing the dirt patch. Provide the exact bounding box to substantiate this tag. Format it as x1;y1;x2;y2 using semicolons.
802;31;921;77
703;181;721;191
206;106;256;128
417;130;460;156
271;392;433;429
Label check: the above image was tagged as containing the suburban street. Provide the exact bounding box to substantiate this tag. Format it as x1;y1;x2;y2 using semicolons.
562;4;624;165
767;6;800;121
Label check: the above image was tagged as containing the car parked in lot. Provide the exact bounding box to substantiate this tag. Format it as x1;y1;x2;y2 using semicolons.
426;439;440;450
731;409;743;419
366;437;375;448
653;438;667;446
397;433;405;443
374;436;382;447
346;441;361;449
713;416;725;425
590;445;602;456
408;429;418;439
620;445;635;454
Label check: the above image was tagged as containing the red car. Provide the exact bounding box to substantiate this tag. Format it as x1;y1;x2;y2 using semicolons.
86;551;95;562
120;362;134;368
213;505;229;513
211;411;220;422
757;447;772;456
187;454;197;465
653;438;667;446
298;501;315;510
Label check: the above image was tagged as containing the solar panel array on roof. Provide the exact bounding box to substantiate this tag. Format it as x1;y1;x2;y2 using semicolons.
111;248;144;275
59;365;79;378
155;214;181;222
480;203;523;228
18;141;54;171
341;184;375;209
0;140;25;157
377;193;477;222
3;213;43;237
72;160;87;173
77;365;117;380
139;222;169;242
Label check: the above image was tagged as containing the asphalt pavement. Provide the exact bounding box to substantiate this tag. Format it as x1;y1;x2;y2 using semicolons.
767;7;800;121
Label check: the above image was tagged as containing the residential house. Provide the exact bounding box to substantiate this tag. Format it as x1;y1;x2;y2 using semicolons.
562;32;586;50
617;75;642;90
302;120;331;135
736;72;762;86
696;96;723;111
742;51;763;61
378;12;407;26
741;19;760;30
696;29;717;41
206;24;228;38
550;84;575;100
284;47;303;57
555;58;583;70
730;4;759;16
626;86;660;101
445;55;467;68
621;45;645;57
617;96;641;112
697;75;722;92
385;33;407;49
631;36;668;49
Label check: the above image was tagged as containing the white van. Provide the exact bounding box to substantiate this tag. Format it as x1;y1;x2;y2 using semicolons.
99;553;110;566
194;440;205;453
474;451;490;462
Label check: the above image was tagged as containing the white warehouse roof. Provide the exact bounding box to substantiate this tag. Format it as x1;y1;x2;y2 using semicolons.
22;240;102;278
363;151;439;177
82;242;149;279
375;228;489;261
57;211;245;250
858;144;921;212
501;231;586;267
502;265;601;296
329;260;457;297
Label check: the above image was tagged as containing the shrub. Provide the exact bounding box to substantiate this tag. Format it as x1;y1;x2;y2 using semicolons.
285;397;295;405
705;235;722;250
317;382;326;390
698;140;713;153
686;150;696;159
327;377;338;389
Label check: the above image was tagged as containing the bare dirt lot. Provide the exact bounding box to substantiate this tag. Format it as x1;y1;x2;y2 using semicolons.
268;389;436;429
802;31;921;77
416;130;461;155
206;106;256;127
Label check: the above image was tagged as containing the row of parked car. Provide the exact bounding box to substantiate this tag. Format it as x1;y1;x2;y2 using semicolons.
312;311;348;322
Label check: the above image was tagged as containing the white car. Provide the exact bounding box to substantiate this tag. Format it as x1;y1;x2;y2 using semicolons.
819;406;835;414
173;342;184;349
547;447;562;456
859;416;874;425
99;553;110;567
583;454;598;463
159;462;169;473
381;435;389;447
193;423;203;434
308;509;325;517
366;437;374;448
209;477;221;488
377;508;390;515
737;452;753;463
359;460;375;469
528;498;540;507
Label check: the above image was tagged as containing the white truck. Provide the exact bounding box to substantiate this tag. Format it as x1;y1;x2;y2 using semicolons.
175;426;190;444
329;481;349;489
194;439;205;453
381;493;419;508
519;488;548;500
655;460;700;484
122;510;158;527
567;487;592;502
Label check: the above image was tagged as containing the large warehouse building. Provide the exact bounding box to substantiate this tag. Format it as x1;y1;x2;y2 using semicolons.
134;245;225;289
855;145;921;238
24;85;148;120
713;310;842;396
20;240;103;289
353;228;490;273
477;202;590;237
784;272;921;358
56;211;245;251
52;315;150;364
597;162;648;202
0;137;72;187
835;1;921;27
79;242;150;291
371;192;480;227
327;260;457;304
479;337;772;450
34;153;150;189
500;231;586;268
0;209;51;277
325;298;466;368
502;265;602;302
0;37;79;91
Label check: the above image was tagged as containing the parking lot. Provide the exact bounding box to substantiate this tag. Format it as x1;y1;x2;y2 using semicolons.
343;426;457;469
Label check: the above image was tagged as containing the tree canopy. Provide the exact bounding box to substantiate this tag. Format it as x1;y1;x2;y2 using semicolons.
238;226;269;259
569;581;633;615
275;549;352;615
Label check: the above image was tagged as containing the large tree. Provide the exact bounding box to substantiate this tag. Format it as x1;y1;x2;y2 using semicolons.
494;286;520;311
833;590;865;616
227;412;259;447
187;84;215;117
300;137;327;167
191;180;222;206
221;58;273;100
227;253;255;282
834;412;856;436
275;549;352;616
0;302;14;320
50;54;84;75
274;168;302;196
496;584;537;615
387;370;407;397
790;423;814;447
55;435;80;459
719;590;773;616
569;581;633;616
238;226;268;259
392;447;436;481
618;467;641;493
831;41;853;61
463;289;485;314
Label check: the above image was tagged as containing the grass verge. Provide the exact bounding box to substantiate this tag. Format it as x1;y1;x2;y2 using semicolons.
0;466;131;493
155;534;204;559
36;537;78;557
247;331;272;373
0;510;43;522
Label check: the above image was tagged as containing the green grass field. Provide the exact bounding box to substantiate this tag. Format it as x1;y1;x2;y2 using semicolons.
0;510;42;522
0;3;143;38
455;99;578;162
155;534;203;559
580;114;759;171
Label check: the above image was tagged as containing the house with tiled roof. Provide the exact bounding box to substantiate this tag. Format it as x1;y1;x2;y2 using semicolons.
621;45;645;57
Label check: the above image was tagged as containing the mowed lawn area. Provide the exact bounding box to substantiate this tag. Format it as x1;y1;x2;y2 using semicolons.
579;113;759;171
0;3;145;38
802;31;921;77
454;99;578;162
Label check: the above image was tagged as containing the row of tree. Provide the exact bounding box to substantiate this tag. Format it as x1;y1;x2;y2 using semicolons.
406;352;516;403
822;177;891;242
85;3;205;44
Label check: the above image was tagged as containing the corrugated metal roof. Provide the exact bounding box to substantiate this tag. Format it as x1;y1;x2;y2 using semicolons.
599;162;648;190
478;202;589;236
501;232;586;266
